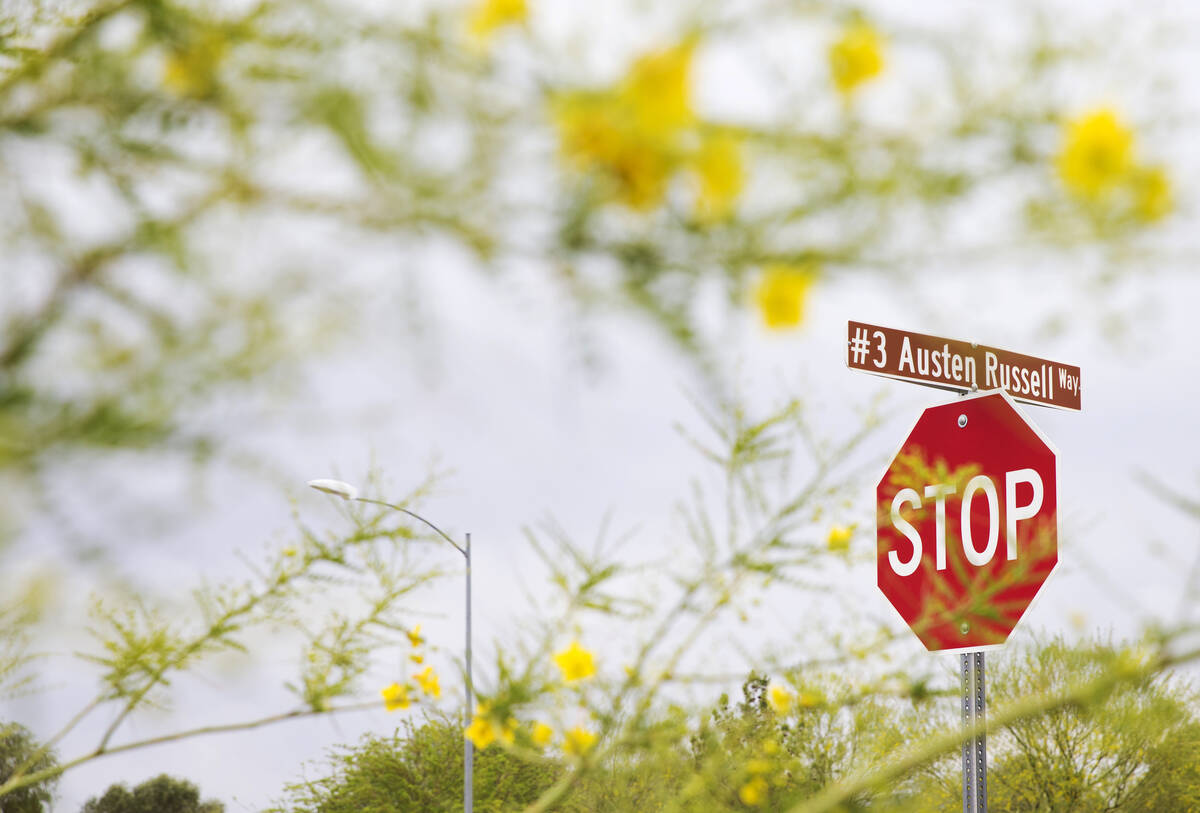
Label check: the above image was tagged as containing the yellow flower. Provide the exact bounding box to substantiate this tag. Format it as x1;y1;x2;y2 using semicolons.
499;717;519;745
162;33;226;99
826;524;853;553
563;726;597;757
739;776;769;807
829;22;884;95
619;40;695;137
381;682;410;711
1131;164;1172;222
467;0;527;42
406;624;424;648
551;93;674;211
553;640;597;682
410;653;424;664
692;133;744;219
1057;109;1134;199
762;738;780;756
465;713;497;749
531;721;554;747
754;265;817;330
413;666;441;697
768;684;794;714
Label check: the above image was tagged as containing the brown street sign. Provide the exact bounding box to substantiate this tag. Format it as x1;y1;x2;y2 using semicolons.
846;321;1081;411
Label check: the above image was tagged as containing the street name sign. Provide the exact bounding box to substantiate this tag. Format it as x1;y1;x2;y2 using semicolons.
847;321;1081;411
876;390;1059;652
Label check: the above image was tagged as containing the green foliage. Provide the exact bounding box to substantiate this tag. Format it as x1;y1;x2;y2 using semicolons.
80;774;222;813
274;637;1200;813
0;476;449;801
0;722;57;813
274;716;565;813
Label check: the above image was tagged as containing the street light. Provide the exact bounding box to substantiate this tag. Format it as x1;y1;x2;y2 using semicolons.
307;478;474;813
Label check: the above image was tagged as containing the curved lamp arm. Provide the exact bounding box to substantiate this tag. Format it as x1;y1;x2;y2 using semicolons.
306;479;465;557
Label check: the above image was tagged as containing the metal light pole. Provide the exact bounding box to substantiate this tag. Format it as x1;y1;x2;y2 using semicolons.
307;480;474;813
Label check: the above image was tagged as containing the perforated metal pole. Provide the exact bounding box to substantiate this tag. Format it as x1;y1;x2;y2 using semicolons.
961;651;987;813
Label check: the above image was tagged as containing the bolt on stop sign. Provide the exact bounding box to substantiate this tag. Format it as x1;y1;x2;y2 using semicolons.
877;390;1058;651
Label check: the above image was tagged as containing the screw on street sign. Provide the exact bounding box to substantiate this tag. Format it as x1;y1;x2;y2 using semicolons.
846;321;1081;411
875;390;1059;652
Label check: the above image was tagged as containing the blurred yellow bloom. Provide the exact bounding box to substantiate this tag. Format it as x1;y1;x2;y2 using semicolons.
551;40;696;211
829;22;884;95
499;717;519;745
1131;164;1172;222
531;721;554;747
282;547;297;557
620;41;695;137
162;33;226;99
739;776;769;806
827;524;853;553
692;133;744;219
467;0;527;42
768;684;794;714
553;640;597;682
381;682;410;711
413;666;441;697
406;624;424;647
551;93;673;210
410;653;424;664
754;265;817;330
762;738;780;755
1057;109;1134;199
563;726;597;756
465;710;497;749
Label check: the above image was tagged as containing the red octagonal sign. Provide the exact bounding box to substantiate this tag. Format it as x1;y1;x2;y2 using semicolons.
877;390;1058;651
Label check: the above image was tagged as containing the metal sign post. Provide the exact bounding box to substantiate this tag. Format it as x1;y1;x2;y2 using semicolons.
961;651;987;813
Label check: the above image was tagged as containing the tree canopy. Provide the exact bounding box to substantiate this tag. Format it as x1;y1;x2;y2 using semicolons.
80;774;222;813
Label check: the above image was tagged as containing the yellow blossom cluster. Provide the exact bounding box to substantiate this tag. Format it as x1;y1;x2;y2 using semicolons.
553;639;597;682
380;682;410;711
1056;108;1172;222
754;264;817;331
462;642;599;754
466;0;527;43
828;21;885;96
463;704;589;756
465;703;519;749
552;40;744;217
562;725;597;757
767;683;794;715
379;624;439;711
826;524;853;553
413;665;440;698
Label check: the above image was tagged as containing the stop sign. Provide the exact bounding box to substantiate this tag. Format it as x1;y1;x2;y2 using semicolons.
877;390;1058;651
